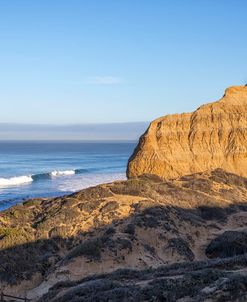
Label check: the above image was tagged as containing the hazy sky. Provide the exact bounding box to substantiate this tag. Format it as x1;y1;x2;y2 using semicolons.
0;122;148;141
0;0;247;125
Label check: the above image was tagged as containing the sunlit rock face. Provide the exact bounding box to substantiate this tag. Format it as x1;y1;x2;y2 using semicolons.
127;86;247;179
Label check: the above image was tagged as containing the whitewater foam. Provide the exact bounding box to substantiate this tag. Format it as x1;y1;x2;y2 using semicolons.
0;176;33;188
58;173;126;192
50;170;76;177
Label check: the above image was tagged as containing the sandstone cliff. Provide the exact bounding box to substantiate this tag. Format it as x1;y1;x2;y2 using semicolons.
127;85;247;179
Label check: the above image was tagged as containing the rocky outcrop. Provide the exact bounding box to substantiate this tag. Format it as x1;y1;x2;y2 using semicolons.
127;86;247;179
1;169;247;300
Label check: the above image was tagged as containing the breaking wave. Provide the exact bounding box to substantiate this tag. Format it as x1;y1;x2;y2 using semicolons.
0;169;88;188
0;176;33;187
50;170;75;177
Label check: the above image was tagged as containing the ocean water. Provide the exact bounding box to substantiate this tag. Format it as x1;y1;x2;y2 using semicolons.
0;141;136;210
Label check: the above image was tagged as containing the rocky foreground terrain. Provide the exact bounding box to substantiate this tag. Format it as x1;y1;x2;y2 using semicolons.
0;169;247;301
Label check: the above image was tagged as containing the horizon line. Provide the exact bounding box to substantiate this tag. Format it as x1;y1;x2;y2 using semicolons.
0;121;148;126
0;139;138;143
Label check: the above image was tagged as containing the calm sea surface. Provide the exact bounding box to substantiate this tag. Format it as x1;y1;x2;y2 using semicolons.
0;141;136;210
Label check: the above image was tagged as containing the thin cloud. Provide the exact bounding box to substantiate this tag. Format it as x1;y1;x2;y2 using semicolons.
86;76;123;85
0;122;148;140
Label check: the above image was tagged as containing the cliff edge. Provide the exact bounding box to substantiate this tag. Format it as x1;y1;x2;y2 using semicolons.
127;86;247;179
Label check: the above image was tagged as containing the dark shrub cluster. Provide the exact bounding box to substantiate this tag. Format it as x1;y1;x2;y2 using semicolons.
198;206;227;221
66;238;103;260
167;237;194;261
206;230;247;258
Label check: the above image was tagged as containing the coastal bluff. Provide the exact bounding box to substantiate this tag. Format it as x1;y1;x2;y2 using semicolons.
127;85;247;179
1;86;247;301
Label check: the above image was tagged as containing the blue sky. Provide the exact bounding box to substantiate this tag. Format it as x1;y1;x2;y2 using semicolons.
0;0;247;125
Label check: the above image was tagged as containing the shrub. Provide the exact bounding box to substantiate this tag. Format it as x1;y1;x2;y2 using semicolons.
198;206;227;221
124;223;135;235
66;238;103;260
23;199;41;207
206;231;247;258
166;237;194;261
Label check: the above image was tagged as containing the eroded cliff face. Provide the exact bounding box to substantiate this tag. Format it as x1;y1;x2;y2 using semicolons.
127;86;247;179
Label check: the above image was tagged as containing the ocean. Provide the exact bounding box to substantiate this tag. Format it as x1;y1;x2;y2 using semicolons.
0;141;136;210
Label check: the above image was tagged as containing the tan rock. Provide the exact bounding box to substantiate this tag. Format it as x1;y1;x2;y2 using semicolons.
127;85;247;179
1;169;247;300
